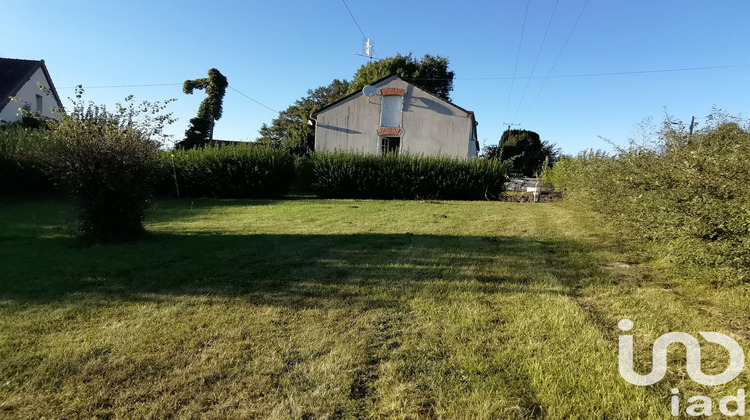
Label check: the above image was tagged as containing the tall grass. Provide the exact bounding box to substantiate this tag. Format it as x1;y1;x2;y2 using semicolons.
545;120;750;280
308;152;508;200
155;144;296;198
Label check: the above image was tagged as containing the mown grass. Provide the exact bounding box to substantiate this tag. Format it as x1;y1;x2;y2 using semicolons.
0;198;747;419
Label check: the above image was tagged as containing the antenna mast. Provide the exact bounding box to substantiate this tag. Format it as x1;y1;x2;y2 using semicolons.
355;38;374;61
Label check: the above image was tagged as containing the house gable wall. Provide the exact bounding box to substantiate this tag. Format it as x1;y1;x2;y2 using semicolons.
0;67;62;123
314;77;476;158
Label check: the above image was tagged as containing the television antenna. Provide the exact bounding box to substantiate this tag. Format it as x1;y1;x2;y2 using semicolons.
355;38;374;61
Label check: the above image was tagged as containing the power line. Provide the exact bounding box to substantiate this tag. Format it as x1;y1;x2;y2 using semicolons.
539;64;750;79
58;82;278;114
341;0;367;40
228;86;279;114
58;83;182;89
405;63;750;82
512;0;559;121
521;0;589;122
504;0;530;123
59;62;750;93
342;0;380;61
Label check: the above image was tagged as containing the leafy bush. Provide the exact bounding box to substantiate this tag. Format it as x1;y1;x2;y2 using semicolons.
309;152;508;200
155;144;296;198
545;117;750;278
483;129;558;177
46;115;159;242
0;125;55;194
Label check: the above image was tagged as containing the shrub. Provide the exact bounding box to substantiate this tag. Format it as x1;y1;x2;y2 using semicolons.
308;152;508;200
46;115;158;242
483;129;558;177
545;118;750;277
155;144;296;198
0;125;55;194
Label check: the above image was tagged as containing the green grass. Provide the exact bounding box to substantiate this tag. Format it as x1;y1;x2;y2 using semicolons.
0;198;747;419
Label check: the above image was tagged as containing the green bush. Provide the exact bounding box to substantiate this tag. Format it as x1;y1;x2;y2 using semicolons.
545;121;750;276
309;152;508;200
156;144;296;198
0;125;55;194
46;115;158;242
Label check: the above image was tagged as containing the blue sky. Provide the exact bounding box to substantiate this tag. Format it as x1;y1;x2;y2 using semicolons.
3;1;749;154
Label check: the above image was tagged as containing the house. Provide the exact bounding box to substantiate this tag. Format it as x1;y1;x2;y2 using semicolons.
0;58;63;124
311;75;479;158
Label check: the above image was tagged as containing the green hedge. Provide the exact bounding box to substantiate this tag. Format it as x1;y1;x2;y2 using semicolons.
0;126;55;194
308;152;508;200
155;144;296;198
545;122;750;276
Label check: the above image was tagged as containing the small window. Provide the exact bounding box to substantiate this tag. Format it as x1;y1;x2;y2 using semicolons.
381;137;400;155
35;94;43;113
380;95;402;127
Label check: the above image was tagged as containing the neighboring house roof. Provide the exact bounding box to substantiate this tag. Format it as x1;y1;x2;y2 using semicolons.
0;58;64;112
311;75;476;123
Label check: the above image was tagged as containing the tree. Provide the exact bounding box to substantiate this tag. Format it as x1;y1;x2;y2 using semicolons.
348;53;454;101
257;53;455;155
178;68;228;149
484;129;558;177
257;79;351;155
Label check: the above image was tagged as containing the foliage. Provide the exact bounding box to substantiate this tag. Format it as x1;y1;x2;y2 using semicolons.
155;144;296;198
348;53;455;101
179;68;228;149
483;129;558;177
258;53;455;155
0;125;55;194
545;113;750;278
257;79;351;156
46;113;159;242
308;152;507;200
68;85;177;147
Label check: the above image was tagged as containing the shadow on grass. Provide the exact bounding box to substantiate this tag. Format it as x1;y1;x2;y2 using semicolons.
1;230;601;308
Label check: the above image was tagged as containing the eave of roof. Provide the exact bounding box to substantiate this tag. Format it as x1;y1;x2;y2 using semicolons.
311;74;397;117
39;61;64;113
312;74;475;121
0;58;64;113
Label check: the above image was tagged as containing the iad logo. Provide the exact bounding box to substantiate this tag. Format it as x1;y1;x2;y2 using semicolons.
618;319;746;417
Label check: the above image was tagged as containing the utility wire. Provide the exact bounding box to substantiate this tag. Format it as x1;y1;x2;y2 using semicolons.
504;0;530;123
58;83;182;89
342;0;380;61
228;86;279;114
342;0;367;40
512;0;559;121
59;63;750;92
59;83;279;114
521;0;589;122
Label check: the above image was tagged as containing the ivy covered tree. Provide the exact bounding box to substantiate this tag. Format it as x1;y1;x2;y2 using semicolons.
178;68;228;149
257;53;454;155
484;129;559;177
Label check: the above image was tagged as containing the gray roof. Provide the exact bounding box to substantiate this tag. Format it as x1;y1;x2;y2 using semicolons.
312;75;476;122
0;58;63;112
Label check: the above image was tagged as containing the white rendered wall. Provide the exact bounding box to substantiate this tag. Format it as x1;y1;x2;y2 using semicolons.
0;67;62;123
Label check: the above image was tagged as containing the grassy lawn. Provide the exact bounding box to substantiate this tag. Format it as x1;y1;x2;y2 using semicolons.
1;198;747;419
